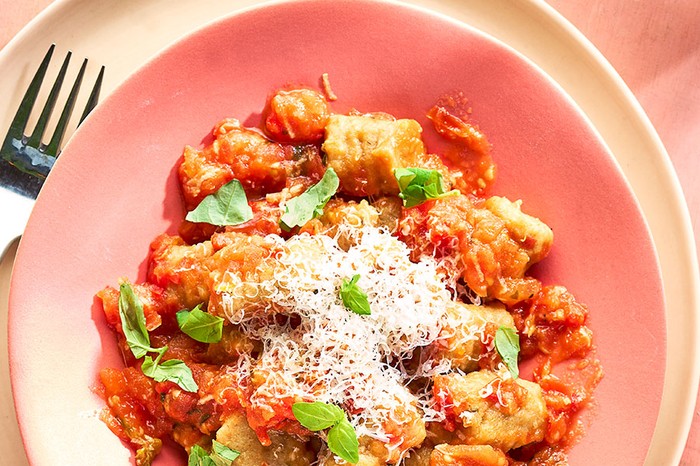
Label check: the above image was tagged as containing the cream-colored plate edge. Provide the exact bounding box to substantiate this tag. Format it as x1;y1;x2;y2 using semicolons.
0;0;697;465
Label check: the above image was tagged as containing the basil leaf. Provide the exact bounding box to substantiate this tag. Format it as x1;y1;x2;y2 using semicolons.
185;179;253;226
280;168;339;230
211;440;240;465
327;419;360;464
293;401;358;463
340;274;371;315
495;326;520;379
177;304;225;343
118;282;157;359
118;283;199;392
393;167;458;208
187;442;239;466
188;445;216;466
292;401;345;431
141;356;198;392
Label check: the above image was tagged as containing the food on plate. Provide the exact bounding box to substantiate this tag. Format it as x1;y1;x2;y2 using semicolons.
97;81;602;465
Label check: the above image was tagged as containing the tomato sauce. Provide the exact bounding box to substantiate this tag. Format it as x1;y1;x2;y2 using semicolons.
511;286;603;454
96;84;602;466
427;104;496;196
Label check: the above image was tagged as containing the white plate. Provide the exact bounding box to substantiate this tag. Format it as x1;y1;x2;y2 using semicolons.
1;1;697;465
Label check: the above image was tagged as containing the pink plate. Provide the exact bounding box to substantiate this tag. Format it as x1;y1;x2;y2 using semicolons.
9;1;665;464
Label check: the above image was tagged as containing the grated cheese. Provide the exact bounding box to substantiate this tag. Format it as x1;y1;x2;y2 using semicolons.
213;224;493;455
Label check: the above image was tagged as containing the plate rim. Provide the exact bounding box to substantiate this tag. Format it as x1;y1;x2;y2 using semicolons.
517;2;700;463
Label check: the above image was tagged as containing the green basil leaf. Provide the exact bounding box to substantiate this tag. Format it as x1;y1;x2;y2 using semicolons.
210;440;240;466
141;356;198;392
118;283;199;392
177;304;225;343
188;445;216;466
340;274;371;315
292;401;358;463
292;401;345;431
185;179;253;226
187;442;239;466
118;281;156;359
393;167;458;208
280;168;339;230
495;326;520;379
327;419;360;464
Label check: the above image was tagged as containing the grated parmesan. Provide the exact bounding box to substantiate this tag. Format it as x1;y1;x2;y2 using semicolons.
212;224;492;456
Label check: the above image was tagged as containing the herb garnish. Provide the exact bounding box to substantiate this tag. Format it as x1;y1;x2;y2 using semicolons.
494;326;520;379
327;419;360;464
118;282;198;392
118;281;156;359
280;168;339;230
340;274;371;315
177;304;225;343
292;401;345;430
185;179;253;226
188;441;240;466
393;167;458;207
292;401;359;463
141;354;198;393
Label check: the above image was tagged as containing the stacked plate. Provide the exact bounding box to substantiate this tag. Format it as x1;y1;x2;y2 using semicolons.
1;1;697;465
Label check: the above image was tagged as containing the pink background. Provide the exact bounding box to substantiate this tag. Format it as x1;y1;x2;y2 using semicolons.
1;0;698;463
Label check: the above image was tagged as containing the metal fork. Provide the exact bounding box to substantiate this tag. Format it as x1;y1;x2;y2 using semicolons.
0;44;105;199
0;44;105;257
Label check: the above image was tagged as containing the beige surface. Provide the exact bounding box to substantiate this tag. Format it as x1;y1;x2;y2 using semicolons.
0;1;698;465
0;239;27;465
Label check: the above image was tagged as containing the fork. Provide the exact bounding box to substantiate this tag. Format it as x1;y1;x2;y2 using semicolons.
0;44;104;257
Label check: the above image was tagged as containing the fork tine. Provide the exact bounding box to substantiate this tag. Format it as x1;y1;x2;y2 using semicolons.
79;65;105;124
25;50;72;148
2;44;55;148
1;46;106;200
44;58;87;156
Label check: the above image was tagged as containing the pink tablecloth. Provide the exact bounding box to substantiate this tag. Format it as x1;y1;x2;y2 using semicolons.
1;0;699;464
548;2;700;463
